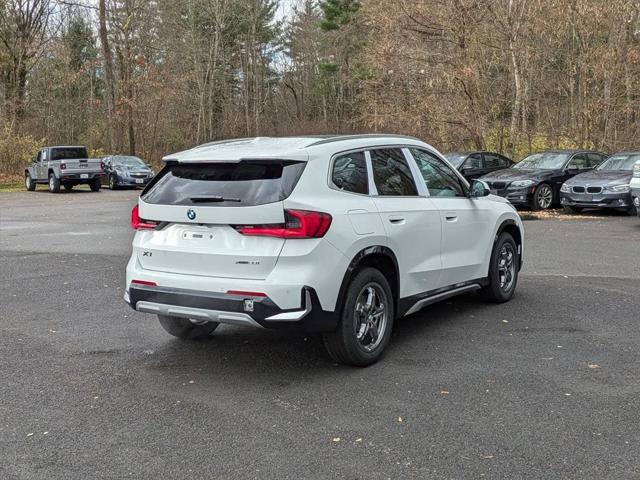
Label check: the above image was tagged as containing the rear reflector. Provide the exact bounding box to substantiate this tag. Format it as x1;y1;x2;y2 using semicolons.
226;290;267;298
131;279;157;286
235;209;331;239
131;205;158;230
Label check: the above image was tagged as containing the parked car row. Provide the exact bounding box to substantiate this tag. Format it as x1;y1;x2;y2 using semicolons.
444;148;639;216
25;146;155;193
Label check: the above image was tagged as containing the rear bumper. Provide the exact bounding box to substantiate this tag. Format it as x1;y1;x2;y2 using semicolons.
560;191;631;209
60;172;105;181
125;284;338;333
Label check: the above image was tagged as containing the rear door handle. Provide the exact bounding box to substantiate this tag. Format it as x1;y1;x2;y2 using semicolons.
388;216;405;225
445;213;458;222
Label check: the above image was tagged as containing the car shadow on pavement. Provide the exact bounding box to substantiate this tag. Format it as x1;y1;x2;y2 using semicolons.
139;292;488;377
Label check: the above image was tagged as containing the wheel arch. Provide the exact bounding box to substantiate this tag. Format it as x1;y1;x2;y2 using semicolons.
495;219;523;270
336;246;400;318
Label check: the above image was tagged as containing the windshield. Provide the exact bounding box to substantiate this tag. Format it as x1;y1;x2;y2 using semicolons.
444;153;467;168
514;152;570;170
596;154;640;171
113;156;145;167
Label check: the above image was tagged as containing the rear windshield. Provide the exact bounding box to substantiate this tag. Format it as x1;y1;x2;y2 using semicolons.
141;161;306;207
50;147;88;160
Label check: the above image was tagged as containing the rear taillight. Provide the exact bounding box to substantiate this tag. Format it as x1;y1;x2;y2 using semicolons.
60;162;66;170
131;205;158;230
235;209;332;239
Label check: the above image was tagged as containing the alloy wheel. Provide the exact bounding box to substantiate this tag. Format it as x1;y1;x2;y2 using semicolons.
536;185;553;209
498;243;516;292
353;283;389;352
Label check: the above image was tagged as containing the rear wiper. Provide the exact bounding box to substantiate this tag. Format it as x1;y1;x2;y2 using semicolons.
190;195;241;203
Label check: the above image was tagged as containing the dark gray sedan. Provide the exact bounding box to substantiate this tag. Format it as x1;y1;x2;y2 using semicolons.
560;152;640;215
101;155;155;190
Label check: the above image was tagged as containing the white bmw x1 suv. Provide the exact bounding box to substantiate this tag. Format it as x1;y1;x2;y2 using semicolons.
125;135;524;366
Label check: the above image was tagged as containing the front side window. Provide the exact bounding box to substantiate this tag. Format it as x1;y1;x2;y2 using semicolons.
410;148;466;197
332;151;368;194
370;148;418;196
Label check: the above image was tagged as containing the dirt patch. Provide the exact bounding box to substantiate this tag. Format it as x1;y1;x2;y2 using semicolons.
519;209;616;221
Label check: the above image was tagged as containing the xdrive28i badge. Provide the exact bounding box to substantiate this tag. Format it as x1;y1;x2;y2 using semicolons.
187;209;196;220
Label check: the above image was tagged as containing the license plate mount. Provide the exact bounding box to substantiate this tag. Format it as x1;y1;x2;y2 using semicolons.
80;173;89;179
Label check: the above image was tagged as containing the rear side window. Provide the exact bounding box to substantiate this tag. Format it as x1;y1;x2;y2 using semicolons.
587;153;604;168
332;152;368;194
142;161;306;206
485;153;510;169
370;148;418;196
50;147;88;160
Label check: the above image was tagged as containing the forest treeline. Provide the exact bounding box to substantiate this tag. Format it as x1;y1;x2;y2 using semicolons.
0;0;639;175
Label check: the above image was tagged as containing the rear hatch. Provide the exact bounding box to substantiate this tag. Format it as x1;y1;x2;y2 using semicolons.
136;160;306;280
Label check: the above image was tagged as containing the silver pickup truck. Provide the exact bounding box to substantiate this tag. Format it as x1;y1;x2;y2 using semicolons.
25;146;105;193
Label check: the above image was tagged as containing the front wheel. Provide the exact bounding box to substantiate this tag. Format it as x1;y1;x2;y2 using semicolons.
25;173;35;191
109;174;119;190
158;315;219;340
531;183;553;210
48;173;60;193
322;267;394;367
479;232;519;303
628;204;638;217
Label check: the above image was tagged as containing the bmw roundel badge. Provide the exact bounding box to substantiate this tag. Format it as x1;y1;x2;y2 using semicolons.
187;209;196;220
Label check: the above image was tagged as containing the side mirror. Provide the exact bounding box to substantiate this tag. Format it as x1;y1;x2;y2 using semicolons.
470;179;490;198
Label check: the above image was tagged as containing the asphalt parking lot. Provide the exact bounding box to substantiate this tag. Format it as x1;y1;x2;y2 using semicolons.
1;189;639;479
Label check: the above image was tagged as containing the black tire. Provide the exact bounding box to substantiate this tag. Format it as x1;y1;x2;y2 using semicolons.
322;267;394;367
48;172;60;193
628;204;638;217
109;174;119;190
480;232;519;303
563;205;583;214
63;183;73;191
531;183;553;210
25;172;35;191
89;178;101;192
157;315;219;340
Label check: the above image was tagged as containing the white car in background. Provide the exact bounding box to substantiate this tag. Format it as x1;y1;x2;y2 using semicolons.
124;135;524;366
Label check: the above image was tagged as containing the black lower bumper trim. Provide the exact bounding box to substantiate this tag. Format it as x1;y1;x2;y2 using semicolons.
127;285;338;333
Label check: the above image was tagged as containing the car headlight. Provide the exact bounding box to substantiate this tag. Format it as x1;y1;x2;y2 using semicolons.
560;183;571;193
604;184;630;193
633;164;640;178
510;179;535;188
